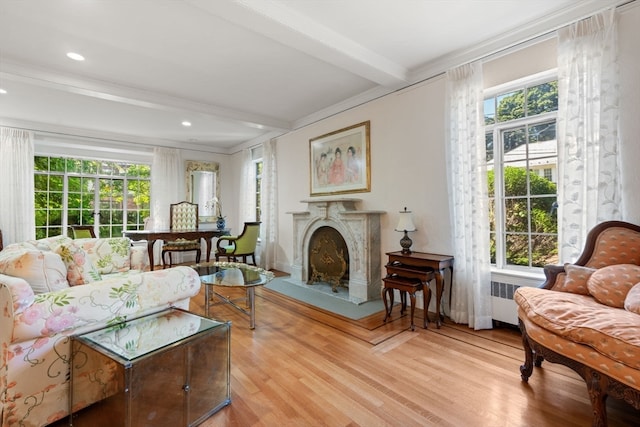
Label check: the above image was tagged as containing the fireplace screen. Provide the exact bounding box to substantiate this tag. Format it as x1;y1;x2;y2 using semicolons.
307;226;349;292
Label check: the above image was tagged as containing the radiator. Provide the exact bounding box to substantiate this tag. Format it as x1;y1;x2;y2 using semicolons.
491;272;544;326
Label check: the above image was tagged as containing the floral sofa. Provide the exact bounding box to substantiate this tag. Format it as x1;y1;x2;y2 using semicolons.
515;221;640;427
0;235;201;426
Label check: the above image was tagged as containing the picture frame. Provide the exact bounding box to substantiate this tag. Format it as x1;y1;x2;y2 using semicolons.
309;121;371;196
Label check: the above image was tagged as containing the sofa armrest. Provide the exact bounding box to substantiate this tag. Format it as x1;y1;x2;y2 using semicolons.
0;273;36;316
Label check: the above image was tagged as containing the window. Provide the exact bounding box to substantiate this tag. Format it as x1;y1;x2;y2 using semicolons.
485;77;558;269
34;157;150;239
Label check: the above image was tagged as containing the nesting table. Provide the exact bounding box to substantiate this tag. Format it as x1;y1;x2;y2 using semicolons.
383;251;454;330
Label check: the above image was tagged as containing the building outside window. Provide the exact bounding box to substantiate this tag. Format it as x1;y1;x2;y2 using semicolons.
485;75;558;270
34;156;150;239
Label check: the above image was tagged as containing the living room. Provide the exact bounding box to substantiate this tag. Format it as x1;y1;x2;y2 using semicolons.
2;1;640;426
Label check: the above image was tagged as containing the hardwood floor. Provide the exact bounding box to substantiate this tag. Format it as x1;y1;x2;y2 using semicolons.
192;284;640;427
55;277;639;426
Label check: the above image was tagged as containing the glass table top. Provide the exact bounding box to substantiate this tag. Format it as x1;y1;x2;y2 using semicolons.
193;261;275;287
75;308;226;361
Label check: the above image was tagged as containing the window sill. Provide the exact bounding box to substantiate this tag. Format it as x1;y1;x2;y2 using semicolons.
490;267;545;287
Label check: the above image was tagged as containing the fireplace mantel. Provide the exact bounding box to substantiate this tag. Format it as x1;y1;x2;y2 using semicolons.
287;198;385;303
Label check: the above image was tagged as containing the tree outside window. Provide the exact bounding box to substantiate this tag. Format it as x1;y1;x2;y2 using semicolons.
34;156;150;239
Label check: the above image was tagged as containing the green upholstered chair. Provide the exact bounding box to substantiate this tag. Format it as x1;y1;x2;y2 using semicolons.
215;222;261;265
70;225;96;238
162;201;201;268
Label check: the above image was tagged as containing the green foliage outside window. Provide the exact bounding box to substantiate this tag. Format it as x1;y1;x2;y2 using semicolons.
488;167;558;267
34;156;151;239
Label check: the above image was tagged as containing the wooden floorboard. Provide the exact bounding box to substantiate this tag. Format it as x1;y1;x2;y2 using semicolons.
54;274;640;426
190;283;640;427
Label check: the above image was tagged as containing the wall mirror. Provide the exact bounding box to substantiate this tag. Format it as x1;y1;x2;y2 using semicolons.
185;161;220;223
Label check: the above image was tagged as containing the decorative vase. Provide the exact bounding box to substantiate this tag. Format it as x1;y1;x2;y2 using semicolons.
216;217;226;230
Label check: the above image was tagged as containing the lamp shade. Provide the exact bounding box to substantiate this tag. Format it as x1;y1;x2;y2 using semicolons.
395;207;416;232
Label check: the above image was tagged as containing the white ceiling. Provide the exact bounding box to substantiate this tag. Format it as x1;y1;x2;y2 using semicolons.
0;0;623;154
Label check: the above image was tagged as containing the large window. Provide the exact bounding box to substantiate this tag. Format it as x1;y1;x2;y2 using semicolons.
485;77;558;269
34;157;150;239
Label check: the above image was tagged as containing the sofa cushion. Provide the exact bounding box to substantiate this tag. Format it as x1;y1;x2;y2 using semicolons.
625;283;640;315
587;264;640;308
515;286;640;370
76;237;132;274
53;242;102;286
556;264;595;295
0;249;69;294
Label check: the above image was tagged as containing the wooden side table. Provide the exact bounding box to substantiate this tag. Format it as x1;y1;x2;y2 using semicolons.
382;272;432;331
385;251;454;328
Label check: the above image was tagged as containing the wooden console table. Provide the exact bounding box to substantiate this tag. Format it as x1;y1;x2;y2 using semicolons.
385;251;454;328
123;229;230;270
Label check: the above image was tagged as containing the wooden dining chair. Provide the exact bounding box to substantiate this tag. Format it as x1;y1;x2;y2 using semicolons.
162;201;201;268
215;222;261;265
70;225;96;238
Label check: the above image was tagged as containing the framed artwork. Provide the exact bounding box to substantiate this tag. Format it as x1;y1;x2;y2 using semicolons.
309;121;371;196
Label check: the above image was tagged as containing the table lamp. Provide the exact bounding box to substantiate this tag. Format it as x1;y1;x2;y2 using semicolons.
395;207;416;254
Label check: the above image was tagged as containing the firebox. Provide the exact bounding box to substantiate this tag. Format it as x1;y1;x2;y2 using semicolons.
307;226;349;292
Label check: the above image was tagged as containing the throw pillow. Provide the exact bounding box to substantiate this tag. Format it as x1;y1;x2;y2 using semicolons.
0;248;69;293
555;264;595;295
624;282;640;315
587;264;640;308
78;237;131;274
54;242;102;286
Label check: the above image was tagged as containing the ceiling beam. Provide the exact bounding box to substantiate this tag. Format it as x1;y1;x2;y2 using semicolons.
188;0;408;87
1;60;291;133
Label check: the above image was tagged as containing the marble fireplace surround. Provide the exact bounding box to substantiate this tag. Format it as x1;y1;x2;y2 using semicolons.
288;198;385;303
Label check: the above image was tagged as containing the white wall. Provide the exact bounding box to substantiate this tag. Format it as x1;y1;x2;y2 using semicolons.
242;3;640;317
619;4;640;224
272;75;451;275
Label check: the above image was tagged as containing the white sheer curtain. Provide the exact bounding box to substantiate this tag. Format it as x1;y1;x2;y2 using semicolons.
238;148;255;223
150;147;181;265
260;138;278;270
445;62;493;330
557;8;621;263
0;127;35;244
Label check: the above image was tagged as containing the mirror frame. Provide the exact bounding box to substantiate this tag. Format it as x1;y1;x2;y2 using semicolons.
185;160;220;223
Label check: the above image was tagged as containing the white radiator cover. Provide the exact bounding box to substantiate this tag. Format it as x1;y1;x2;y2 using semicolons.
491;271;545;325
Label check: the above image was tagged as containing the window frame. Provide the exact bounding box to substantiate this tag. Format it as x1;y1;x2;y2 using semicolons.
485;70;559;273
34;156;151;239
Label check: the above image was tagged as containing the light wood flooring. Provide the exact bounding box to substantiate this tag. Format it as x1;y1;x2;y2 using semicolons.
192;281;640;427
55;276;640;426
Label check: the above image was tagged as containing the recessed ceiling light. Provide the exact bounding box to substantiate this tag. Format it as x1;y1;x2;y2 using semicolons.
66;52;85;61
181;121;192;127
0;88;6;94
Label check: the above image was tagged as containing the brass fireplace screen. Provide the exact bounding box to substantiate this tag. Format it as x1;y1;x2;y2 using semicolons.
307;226;349;292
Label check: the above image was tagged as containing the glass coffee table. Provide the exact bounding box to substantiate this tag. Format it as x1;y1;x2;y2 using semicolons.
192;262;275;329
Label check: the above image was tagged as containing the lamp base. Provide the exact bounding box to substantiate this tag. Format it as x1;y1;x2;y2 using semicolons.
400;231;413;254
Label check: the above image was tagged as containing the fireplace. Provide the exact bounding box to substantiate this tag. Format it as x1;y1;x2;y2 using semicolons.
288;198;385;303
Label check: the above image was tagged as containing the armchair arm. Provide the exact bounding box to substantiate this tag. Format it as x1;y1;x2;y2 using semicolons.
216;235;238;252
540;264;566;290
